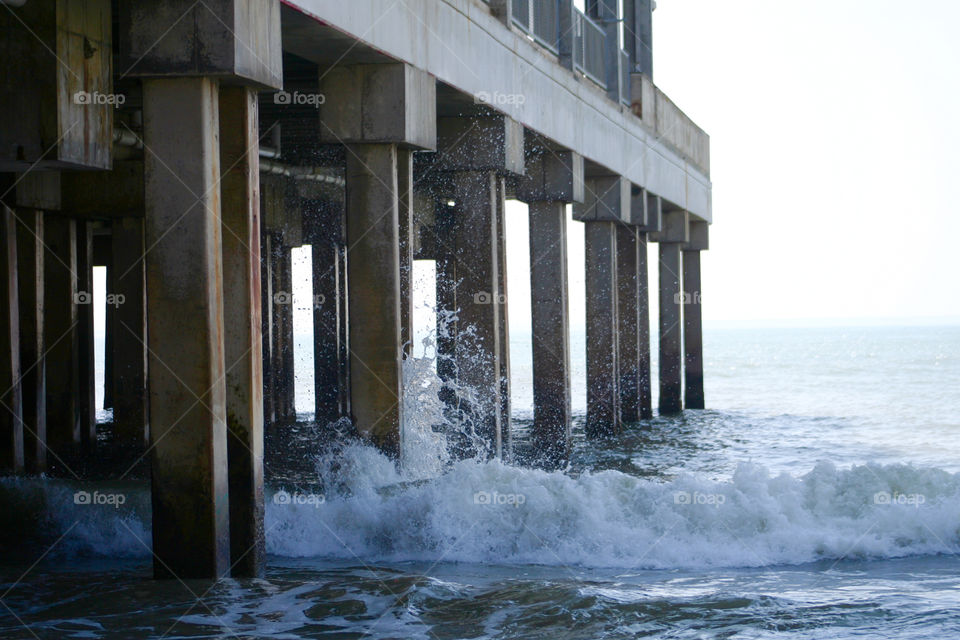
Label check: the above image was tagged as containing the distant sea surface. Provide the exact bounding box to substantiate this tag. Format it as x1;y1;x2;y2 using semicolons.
3;324;960;639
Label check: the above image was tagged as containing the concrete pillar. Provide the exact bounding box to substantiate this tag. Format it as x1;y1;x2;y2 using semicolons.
652;209;690;415
279;246;295;421
76;221;96;446
527;201;572;466
14;209;46;471
142;77;229;579
636;232;653;419
268;238;293;424
517;147;583;466
44;215;80;456
110;217;148;447
683;221;708;410
398;150;415;359
494;177;512;457
583;221;621;436
260;229;275;426
0;206;23;473
616;225;640;423
309;199;347;426
96;233;112;412
344;144;404;456
219;85;265;577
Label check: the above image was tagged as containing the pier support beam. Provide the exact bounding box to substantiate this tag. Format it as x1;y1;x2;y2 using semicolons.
219;85;265;577
683;221;708;410
651;207;689;415
307;198;348;426
574;175;631;436
398;150;415;359
15;210;46;470
428;116;523;457
110;217;148;447
636;192;661;420
44;215;80;457
0;205;23;473
518;148;583;466
616;225;641;423
76;222;96;446
142;77;230;579
319;62;436;456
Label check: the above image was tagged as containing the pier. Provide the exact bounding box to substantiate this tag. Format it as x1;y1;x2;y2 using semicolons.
0;0;710;579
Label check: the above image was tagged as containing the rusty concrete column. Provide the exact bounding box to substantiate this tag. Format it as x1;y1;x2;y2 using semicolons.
111;217;148;447
76;221;96;446
0;206;23;473
14;209;46;471
344;144;404;456
142;77;229;579
652;209;689;415
219;85;266;577
44;214;80;457
308;199;347;426
616;224;640;423
683;221;708;410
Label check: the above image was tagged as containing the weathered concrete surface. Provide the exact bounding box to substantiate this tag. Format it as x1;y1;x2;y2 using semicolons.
636;232;653;419
76;221;96;447
0;206;23;473
584;221;621;436
573;177;631;223
14;210;46;471
345;144;404;457
682;250;704;410
495;177;512;457
119;0;283;90
142;77;229;579
110;218;148;446
219;85;266;577
43;215;80;457
398;150;415;358
616;225;640;423
260;231;276;426
283;0;711;221
528;201;572;467
658;241;683;415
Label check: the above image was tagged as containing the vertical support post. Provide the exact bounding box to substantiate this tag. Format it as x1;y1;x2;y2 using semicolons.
447;170;503;457
682;221;708;410
616;225;640;422
344;144;403;456
311;200;345;426
584;221;621;436
143;77;229;579
636;232;653;419
219;85;266;577
397;150;415;359
76;221;96;446
528;201;572;467
658;242;683;415
268;237;290;423
1;206;23;473
279;247;295;421
111;217;148;446
494;177;512;457
15;209;46;470
260;229;275;426
44;215;80;456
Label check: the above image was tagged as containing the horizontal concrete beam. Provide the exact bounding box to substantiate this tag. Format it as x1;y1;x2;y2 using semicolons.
650;210;689;244
684;220;709;251
516;149;584;204
573;177;630;223
430;116;524;175
283;0;711;222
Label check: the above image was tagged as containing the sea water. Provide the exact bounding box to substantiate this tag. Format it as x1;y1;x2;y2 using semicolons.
2;324;960;639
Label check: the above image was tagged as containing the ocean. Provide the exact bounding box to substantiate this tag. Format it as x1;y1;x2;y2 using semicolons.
2;324;960;638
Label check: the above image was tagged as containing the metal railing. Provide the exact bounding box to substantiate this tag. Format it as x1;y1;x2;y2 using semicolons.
511;0;559;54
574;9;606;89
